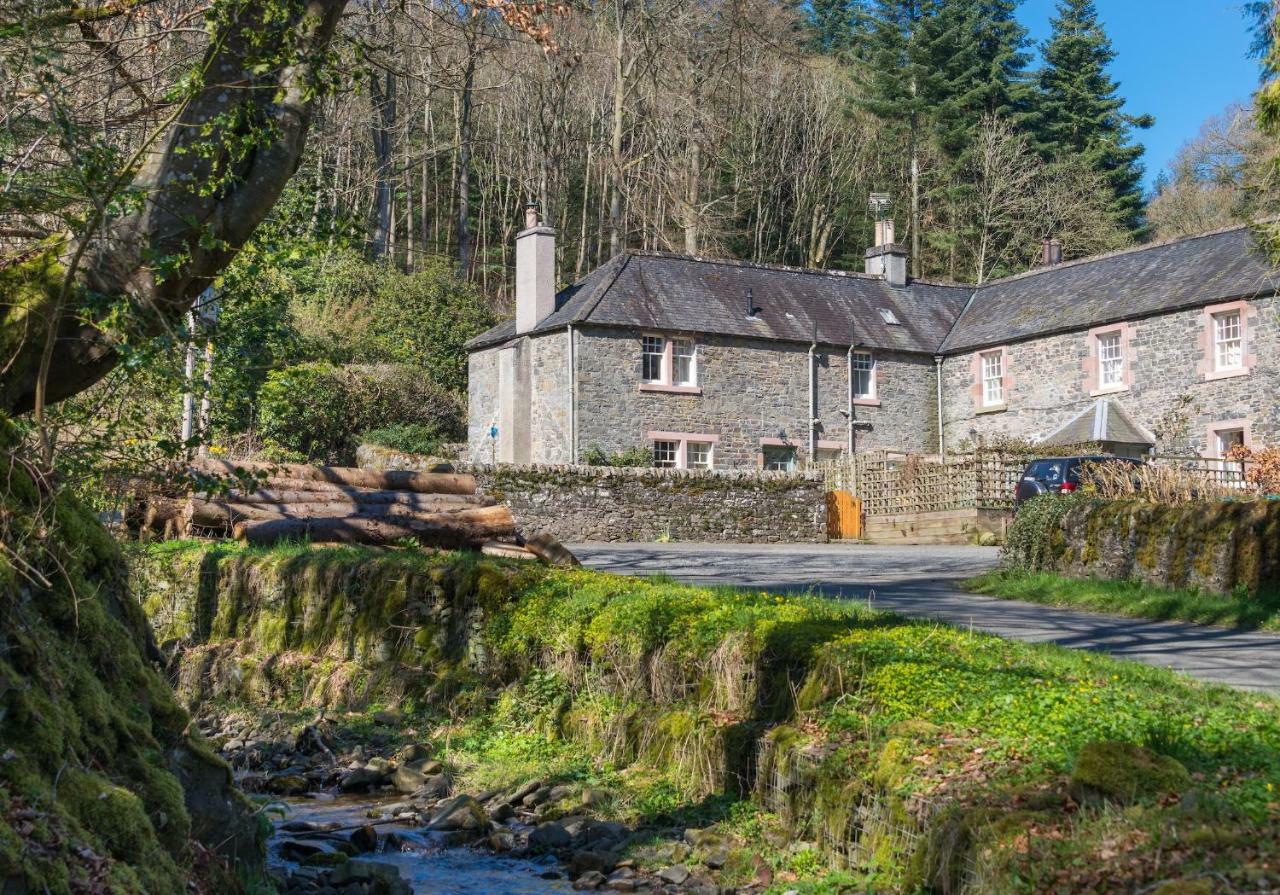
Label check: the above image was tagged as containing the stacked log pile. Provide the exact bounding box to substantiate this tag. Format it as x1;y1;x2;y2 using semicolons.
183;458;519;551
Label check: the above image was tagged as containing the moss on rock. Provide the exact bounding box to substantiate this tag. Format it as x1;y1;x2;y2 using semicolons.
0;419;262;893
1068;740;1191;805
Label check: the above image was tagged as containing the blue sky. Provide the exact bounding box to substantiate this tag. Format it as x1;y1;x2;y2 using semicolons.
1017;1;1262;190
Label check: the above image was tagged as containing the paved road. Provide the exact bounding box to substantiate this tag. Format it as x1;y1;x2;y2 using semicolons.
569;542;1280;693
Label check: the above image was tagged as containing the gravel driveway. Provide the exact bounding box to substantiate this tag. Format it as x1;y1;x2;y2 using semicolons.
569;542;1280;692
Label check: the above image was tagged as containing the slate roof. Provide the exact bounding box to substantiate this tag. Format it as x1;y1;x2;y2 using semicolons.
467;226;1280;356
467;252;972;355
941;225;1280;353
1041;399;1156;447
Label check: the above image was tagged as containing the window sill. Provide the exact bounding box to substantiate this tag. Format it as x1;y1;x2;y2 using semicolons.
1204;367;1250;382
640;383;703;395
853;398;882;408
976;403;1008;415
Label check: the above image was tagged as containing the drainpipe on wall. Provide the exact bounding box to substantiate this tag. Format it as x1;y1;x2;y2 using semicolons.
934;354;945;457
568;324;577;464
846;345;855;455
809;340;818;462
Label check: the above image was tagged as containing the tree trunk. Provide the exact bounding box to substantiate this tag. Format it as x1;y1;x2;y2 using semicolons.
456;33;478;277
225;488;492;508
370;69;397;259
186;497;492;530
235;506;516;549
191;458;476;495
0;0;349;416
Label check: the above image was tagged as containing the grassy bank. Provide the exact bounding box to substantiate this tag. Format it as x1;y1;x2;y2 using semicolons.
134;541;1280;893
967;568;1280;631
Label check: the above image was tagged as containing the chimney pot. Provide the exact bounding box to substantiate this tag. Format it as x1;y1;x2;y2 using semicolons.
875;218;896;248
523;202;540;231
1049;238;1063;266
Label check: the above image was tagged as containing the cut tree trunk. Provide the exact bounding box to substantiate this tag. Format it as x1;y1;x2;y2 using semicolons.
192;459;476;495
234;505;516;548
224;489;492;508
186;498;493;530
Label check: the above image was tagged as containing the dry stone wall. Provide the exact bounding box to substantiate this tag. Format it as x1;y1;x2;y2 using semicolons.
1050;498;1280;596
469;463;828;543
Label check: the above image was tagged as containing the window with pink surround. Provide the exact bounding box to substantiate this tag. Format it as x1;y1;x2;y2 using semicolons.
1200;301;1254;381
639;334;701;392
649;432;717;469
1213;310;1243;371
1084;322;1135;395
980;350;1004;406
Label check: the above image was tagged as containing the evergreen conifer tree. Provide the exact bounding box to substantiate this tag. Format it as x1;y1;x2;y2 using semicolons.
1032;0;1153;232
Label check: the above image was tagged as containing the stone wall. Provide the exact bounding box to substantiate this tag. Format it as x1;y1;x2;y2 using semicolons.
469;463;828;543
468;331;571;465
1049;498;1280;596
941;296;1280;455
573;326;937;468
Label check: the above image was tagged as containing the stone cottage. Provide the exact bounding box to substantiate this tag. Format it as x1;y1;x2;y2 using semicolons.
467;206;1278;470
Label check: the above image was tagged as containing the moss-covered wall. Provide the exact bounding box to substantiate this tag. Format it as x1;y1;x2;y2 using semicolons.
0;425;261;894
1052;499;1280;596
129;542;530;711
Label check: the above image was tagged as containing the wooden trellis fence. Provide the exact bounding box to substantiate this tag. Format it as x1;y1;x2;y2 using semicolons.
818;452;1026;518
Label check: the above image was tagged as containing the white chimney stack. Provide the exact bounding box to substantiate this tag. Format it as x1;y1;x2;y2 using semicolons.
515;203;556;335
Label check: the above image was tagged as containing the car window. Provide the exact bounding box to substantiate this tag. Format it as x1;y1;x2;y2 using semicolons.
1024;460;1065;484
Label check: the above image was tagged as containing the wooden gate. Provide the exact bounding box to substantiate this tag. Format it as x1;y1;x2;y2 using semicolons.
826;491;863;540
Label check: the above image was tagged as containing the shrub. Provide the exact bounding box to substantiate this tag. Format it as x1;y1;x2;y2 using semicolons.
1002;492;1092;572
360;423;445;457
258;363;463;464
582;445;653;468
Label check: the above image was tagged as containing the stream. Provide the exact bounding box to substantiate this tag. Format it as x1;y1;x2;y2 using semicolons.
268;795;574;894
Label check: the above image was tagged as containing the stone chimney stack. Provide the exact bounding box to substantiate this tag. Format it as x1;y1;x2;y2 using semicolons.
1042;237;1063;267
865;218;908;287
515;202;556;335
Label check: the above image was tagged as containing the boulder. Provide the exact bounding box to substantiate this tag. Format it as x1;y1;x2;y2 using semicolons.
264;774;310;796
339;767;386;792
1069;741;1191;804
350;824;379;854
331;859;413;895
656;865;691;885
402;758;443;776
392;765;427;794
396;743;432;763
573;870;606;890
529;821;572;852
425;795;491;833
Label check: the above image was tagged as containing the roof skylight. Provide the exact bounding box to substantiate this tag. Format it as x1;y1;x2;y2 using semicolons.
878;308;902;326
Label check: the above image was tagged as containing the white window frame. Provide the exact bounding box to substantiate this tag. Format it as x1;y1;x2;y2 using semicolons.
1212;310;1243;373
671;339;698;387
852;351;876;400
1097;330;1125;390
685;441;713;470
640;334;699;389
649;432;717;470
980;350;1005;408
641;335;666;383
652;439;679;468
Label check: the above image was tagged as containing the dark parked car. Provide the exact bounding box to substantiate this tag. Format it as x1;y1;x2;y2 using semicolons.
1014;455;1143;510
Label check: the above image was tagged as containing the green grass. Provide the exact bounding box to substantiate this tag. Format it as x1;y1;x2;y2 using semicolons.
967;568;1280;631
136;542;1280;893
